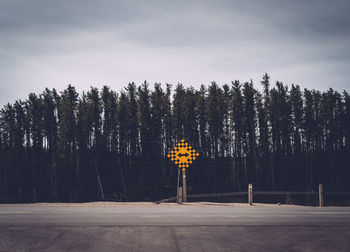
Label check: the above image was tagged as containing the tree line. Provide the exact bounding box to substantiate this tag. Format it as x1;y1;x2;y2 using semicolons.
0;73;349;202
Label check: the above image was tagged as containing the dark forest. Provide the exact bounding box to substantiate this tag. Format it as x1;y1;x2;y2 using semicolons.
0;73;349;202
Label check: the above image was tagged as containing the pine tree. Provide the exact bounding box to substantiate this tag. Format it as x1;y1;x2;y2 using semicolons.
206;82;224;159
57;85;78;201
183;87;198;145
0;104;16;198
150;83;165;195
76;92;93;200
196;85;208;157
117;91;130;196
206;82;224;191
343;91;350;149
290;85;303;153
172;84;185;140
126;82;139;156
27;93;44;201
101;86;112;152
289;85;303;188
137;81;152;193
42;88;58;200
242;81;257;185
231;80;244;190
221;84;231;157
261;73;274;190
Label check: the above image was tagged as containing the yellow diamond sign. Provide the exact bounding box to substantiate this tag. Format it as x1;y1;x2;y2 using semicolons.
167;139;199;171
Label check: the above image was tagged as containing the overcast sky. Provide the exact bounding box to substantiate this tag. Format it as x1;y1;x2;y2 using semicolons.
1;0;349;105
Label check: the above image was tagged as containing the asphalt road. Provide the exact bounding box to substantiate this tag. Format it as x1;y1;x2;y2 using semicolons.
0;203;350;251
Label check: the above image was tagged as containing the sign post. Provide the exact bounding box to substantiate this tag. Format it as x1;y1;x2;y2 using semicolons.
182;169;187;202
167;139;199;203
177;169;180;203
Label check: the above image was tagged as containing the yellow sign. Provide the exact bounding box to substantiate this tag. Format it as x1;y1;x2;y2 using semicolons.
167;139;199;171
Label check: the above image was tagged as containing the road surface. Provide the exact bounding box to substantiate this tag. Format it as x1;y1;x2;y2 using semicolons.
0;202;349;251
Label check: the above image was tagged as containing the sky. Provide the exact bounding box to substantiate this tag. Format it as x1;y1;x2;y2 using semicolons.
0;0;350;106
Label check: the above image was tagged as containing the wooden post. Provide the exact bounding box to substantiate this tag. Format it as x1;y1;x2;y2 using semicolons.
176;169;180;204
248;183;253;205
319;184;324;207
178;187;183;204
182;169;187;202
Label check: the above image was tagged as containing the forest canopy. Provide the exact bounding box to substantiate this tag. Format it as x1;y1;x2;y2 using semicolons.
0;73;349;202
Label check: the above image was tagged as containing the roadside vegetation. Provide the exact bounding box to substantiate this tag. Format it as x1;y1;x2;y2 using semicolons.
0;73;349;202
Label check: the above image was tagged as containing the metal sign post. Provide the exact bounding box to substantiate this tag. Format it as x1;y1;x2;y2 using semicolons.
167;139;199;203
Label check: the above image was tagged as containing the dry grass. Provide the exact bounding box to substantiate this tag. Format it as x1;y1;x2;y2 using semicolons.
0;201;307;208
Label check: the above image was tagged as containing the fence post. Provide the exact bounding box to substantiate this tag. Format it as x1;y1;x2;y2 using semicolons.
248;183;253;205
319;184;324;207
178;187;183;204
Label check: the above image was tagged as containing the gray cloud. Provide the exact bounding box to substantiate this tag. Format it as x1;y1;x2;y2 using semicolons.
0;0;349;106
